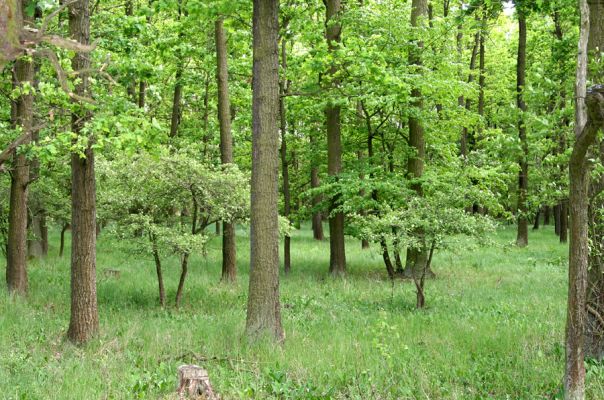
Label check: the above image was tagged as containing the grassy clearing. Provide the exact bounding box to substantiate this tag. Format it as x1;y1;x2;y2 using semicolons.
1;224;603;399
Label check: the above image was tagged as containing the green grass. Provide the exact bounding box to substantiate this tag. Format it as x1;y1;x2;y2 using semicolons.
1;224;603;399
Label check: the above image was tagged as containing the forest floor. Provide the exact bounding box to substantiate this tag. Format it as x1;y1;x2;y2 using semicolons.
1;224;603;399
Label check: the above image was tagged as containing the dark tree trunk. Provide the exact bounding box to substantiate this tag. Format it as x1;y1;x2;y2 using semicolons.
310;161;324;240
6;4;33;294
380;238;395;280
515;13;529;247
544;205;551;225
151;235;165;307
555;203;561;236
59;223;69;257
67;0;99;344
404;0;430;278
324;0;346;276
560;200;568;243
175;252;189;307
532;207;540;230
279;38;292;274
477;11;486;138
245;0;284;342
215;18;237;282
460;32;479;158
215;222;221;235
138;81;146;108
170;65;183;138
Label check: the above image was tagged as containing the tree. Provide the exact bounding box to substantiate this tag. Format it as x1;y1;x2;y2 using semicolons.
515;4;529;247
324;0;346;276
6;0;34;295
584;0;604;366
565;0;604;397
215;17;237;282
67;0;99;344
404;0;429;277
245;0;284;342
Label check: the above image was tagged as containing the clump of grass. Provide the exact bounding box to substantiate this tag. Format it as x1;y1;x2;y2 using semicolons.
1;225;595;399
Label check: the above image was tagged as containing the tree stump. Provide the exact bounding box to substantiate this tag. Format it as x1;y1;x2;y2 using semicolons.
177;365;219;400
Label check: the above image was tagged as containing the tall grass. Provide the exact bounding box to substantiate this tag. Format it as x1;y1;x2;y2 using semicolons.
1;224;602;399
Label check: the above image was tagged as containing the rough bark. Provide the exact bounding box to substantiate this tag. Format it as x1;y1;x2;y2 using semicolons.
324;0;346;275
215;17;237;282
515;12;529;247
67;0;99;344
6;17;34;293
565;0;597;395
404;0;430;277
245;0;284;342
279;38;292;274
585;0;604;364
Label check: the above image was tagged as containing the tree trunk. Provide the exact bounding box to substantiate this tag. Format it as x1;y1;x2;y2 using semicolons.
584;0;604;365
6;5;33;294
532;207;540;230
324;0;346;276
544;205;551;225
404;0;430;277
560;199;568;243
565;0;602;394
310;136;324;241
175;252;189;307
555;203;561;236
67;0;99;345
215;18;237;282
515;12;529;248
151;235;165;307
279;37;292;274
59;223;69;257
245;0;284;342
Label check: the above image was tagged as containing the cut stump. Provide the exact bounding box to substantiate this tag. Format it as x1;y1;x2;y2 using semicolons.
177;364;219;400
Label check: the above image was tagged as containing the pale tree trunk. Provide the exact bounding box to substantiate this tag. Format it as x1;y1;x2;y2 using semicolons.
245;0;284;342
565;0;598;397
515;11;529;247
6;0;33;295
67;0;99;344
279;37;292;274
585;0;604;365
324;0;346;276
404;0;431;278
215;17;237;282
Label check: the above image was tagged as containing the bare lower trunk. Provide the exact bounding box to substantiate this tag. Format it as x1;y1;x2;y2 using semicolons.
515;13;529;248
151;236;165;307
555;203;561;236
221;222;236;281
6;5;33;294
245;0;284;342
279;37;291;274
310;163;324;241
561;200;569;243
215;18;237;282
380;238;395;280
67;0;99;345
544;205;551;225
175;252;189;307
325;0;346;276
533;207;540;230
